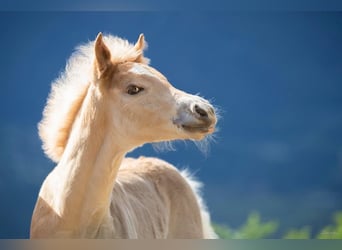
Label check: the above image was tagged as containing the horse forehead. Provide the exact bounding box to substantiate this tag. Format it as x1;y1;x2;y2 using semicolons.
128;63;167;81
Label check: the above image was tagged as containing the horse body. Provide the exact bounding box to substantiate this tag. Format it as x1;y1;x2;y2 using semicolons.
110;157;209;238
30;33;218;238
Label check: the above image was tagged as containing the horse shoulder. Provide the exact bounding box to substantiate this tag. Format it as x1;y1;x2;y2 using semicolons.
118;157;204;238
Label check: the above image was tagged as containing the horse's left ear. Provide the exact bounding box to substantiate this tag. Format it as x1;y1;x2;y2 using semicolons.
133;34;149;64
134;34;145;51
94;32;112;78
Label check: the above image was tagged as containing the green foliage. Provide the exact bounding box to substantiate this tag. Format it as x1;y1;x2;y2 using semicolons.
316;212;342;239
213;211;342;239
236;212;278;239
212;224;234;239
213;212;278;239
283;226;311;239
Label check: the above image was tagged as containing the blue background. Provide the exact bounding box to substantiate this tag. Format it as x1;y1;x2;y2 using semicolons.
0;11;341;238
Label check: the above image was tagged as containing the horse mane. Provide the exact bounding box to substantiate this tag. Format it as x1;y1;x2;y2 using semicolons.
39;34;149;162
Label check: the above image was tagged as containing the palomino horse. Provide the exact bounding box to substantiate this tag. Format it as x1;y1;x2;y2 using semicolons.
31;33;218;238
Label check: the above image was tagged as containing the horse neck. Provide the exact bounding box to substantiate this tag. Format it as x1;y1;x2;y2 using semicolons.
43;85;126;236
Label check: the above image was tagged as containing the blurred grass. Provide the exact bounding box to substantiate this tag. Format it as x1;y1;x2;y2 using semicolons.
213;211;342;239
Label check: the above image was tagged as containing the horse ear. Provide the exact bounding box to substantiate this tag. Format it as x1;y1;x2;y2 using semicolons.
94;32;112;77
134;34;145;51
133;34;149;64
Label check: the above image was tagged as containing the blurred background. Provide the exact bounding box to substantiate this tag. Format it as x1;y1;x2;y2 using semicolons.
0;11;341;238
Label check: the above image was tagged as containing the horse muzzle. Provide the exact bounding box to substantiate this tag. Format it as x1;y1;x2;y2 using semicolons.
173;101;217;136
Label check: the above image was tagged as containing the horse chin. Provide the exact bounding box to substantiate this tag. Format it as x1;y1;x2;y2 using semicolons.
181;124;215;140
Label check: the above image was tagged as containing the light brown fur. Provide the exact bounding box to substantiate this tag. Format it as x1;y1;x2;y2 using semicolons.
111;157;204;238
31;33;218;238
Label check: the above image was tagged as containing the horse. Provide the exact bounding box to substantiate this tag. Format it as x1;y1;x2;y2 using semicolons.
30;33;218;238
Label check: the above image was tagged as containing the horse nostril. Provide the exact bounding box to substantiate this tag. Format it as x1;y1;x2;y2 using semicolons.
194;104;208;118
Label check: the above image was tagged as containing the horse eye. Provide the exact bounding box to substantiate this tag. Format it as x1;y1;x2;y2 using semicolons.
127;85;144;95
